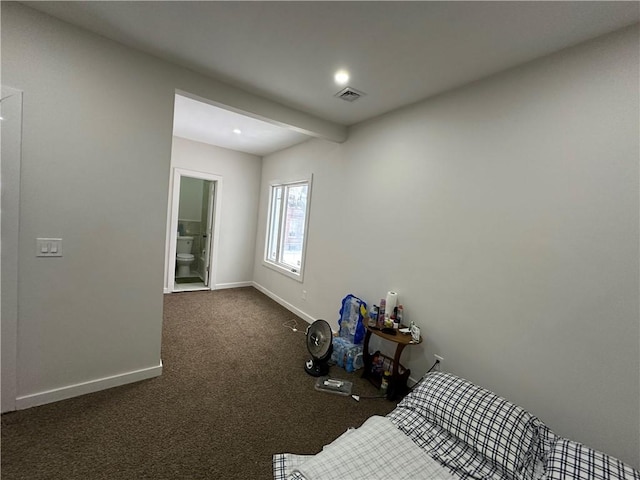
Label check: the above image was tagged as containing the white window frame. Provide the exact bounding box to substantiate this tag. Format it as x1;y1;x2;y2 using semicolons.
263;175;312;282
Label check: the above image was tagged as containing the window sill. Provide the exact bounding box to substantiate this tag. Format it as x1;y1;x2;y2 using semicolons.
262;260;304;282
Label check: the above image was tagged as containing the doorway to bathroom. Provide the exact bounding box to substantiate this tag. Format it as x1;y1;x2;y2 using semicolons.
167;168;222;292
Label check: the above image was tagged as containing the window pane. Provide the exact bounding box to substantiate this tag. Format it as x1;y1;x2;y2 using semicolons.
267;186;283;262
264;178;311;279
280;184;308;269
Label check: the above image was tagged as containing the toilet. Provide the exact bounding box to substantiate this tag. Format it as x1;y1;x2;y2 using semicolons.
176;236;195;277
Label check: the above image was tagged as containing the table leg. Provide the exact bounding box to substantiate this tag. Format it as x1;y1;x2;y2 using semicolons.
361;329;372;380
392;343;407;379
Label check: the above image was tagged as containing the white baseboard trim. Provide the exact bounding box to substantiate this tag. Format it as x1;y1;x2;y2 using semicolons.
164;281;252;293
15;362;163;410
215;281;254;290
252;282;315;325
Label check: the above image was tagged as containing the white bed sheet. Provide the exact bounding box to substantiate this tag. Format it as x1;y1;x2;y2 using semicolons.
286;416;457;480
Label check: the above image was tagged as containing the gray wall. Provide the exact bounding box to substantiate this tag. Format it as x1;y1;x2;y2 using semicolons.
1;3;338;407
253;25;640;466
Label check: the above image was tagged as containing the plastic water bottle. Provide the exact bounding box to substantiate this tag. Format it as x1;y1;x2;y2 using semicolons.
333;338;345;368
353;351;363;370
345;349;354;373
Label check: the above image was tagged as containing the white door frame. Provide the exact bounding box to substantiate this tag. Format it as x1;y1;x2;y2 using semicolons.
1;86;23;413
202;181;215;286
166;168;222;292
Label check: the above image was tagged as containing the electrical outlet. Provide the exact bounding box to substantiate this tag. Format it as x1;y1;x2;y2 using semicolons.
434;354;444;363
301;289;307;301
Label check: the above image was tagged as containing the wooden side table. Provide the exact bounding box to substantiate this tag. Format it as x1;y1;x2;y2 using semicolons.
361;324;422;400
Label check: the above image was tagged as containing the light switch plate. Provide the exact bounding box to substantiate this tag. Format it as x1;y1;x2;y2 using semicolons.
36;238;63;257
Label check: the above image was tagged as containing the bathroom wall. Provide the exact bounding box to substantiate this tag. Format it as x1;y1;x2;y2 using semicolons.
178;176;204;222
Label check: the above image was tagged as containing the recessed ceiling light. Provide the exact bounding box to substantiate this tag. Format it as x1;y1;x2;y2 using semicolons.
233;128;242;135
334;70;350;85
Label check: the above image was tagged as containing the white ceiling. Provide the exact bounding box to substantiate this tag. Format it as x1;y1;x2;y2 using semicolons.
24;1;640;155
173;94;310;156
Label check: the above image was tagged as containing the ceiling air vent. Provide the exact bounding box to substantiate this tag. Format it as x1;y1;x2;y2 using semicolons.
335;87;365;102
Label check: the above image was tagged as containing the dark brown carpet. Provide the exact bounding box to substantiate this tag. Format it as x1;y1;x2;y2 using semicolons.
1;287;396;479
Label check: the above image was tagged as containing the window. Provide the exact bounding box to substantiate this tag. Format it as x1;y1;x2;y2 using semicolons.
264;177;312;280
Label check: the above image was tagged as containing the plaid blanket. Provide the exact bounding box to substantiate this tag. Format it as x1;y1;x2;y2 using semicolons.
274;373;640;480
273;454;313;480
274;416;457;480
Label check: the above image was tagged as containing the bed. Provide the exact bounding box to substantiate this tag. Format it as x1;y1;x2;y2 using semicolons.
274;372;640;480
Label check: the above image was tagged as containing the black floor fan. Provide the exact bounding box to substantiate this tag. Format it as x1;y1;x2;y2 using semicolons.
304;319;333;377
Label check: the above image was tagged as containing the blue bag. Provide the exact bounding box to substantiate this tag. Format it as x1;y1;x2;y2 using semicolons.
338;294;367;345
